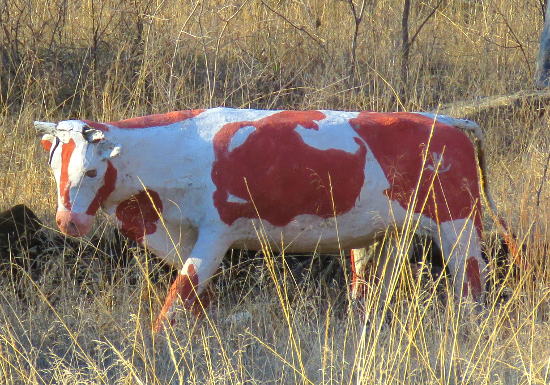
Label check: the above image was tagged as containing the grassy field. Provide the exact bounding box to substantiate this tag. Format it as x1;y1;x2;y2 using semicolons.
1;0;549;383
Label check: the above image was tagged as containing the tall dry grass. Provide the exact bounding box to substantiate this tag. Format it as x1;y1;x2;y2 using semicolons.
0;0;549;384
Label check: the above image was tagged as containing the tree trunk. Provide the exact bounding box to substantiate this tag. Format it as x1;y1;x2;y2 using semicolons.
536;1;550;87
401;0;411;96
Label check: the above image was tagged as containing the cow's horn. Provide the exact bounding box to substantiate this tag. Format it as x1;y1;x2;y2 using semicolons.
34;121;57;134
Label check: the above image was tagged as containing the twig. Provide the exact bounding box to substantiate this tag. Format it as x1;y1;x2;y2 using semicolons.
346;0;368;84
536;151;550;207
401;0;411;90
401;0;444;94
260;0;330;58
493;3;531;75
409;0;444;48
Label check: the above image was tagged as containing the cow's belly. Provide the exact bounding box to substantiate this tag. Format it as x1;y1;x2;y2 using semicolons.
228;194;404;252
231;232;377;253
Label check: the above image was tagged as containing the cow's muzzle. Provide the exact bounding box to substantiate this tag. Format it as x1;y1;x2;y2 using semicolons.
56;211;93;236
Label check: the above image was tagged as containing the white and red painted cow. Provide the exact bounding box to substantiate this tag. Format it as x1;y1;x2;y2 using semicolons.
35;108;499;332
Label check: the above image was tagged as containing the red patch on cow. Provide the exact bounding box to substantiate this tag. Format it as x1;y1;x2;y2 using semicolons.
86;161;117;215
211;110;367;226
463;256;482;299
115;189;163;242
153;264;200;333
349;112;483;235
41;139;52;152
83;109;205;132
59;139;76;210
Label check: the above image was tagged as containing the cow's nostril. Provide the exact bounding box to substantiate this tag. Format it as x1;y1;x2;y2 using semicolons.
68;221;78;233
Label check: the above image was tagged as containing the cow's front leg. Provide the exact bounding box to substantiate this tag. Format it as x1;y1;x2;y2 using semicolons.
138;222;197;269
153;229;229;333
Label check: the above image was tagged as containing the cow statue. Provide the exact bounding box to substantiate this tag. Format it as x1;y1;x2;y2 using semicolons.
35;108;507;332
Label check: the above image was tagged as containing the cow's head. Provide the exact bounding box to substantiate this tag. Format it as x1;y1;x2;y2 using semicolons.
35;120;121;237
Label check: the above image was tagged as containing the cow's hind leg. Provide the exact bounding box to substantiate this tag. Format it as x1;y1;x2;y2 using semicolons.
436;219;486;301
351;235;405;305
350;247;372;299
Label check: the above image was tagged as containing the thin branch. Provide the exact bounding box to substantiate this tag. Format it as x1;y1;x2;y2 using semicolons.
260;0;329;57
493;4;531;75
536;151;550;207
401;0;411;92
346;0;368;84
409;0;444;48
347;0;368;24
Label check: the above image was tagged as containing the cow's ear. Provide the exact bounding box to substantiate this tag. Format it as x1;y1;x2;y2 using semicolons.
97;141;122;160
82;127;105;143
40;134;56;152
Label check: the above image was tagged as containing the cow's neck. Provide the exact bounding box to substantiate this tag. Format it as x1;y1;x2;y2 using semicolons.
102;124;212;214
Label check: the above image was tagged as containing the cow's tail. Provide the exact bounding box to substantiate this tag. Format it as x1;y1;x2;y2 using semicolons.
434;115;525;269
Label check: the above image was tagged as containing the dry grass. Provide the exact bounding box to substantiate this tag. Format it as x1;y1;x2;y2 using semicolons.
0;0;549;384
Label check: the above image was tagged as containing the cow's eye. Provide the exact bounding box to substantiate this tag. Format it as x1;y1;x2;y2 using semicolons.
85;169;97;178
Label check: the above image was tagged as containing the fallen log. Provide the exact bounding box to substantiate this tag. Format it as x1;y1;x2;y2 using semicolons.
435;89;550;118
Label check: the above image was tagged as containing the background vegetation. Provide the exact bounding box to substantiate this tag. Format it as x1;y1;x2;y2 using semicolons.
0;0;548;383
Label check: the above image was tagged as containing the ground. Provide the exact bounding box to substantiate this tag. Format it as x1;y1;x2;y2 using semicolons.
0;0;549;383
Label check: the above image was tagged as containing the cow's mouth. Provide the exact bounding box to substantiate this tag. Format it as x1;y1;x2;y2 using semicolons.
56;211;93;236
